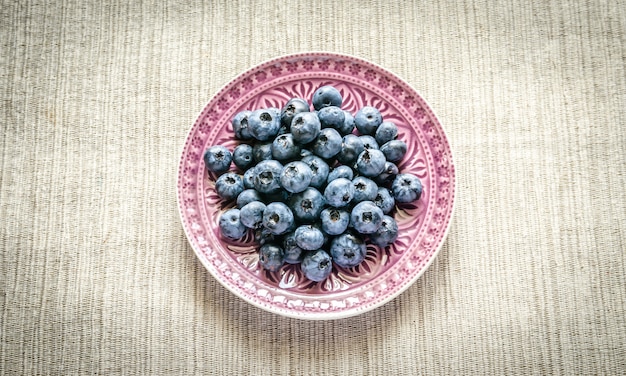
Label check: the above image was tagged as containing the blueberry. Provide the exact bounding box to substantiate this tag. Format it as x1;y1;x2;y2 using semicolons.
239;201;266;229
336;110;355;135
252;142;273;162
203;145;232;173
317;106;345;130
320;208;350;236
359;135;379;150
300;149;314;158
280;161;313;193
380;140;407;162
374;187;395;214
312;128;342;159
219;208;247;239
391;173;423;203
291;112;321;144
288;187;326;223
312;85;342;110
327;165;354;183
330;232;366;268
242;168;256;189
374;161;399;186
258;243;285;272
351;176;378;203
253;160;283;194
233;144;254;170
356;149;386;177
271;133;301;161
215;172;244;200
295;225;325;251
262;202;294;235
354;106;383;135
283;232;304;264
281;98;310;129
336;134;365;165
369;215;399;248
375;121;398;145
232;110;253;140
324;178;355;208
236;188;263;208
248;108;281;141
254;227;276;246
301;249;333;282
350;201;384;234
301;155;330;189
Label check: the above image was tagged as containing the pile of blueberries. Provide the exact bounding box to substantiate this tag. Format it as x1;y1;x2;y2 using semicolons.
203;85;423;282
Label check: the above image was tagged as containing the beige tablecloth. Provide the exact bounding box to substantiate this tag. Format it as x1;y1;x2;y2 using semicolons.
2;1;625;374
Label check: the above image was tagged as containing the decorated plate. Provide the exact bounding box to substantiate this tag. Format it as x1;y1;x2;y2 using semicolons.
177;53;455;319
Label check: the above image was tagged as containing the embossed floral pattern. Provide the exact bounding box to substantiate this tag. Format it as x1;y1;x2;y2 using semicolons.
177;53;455;319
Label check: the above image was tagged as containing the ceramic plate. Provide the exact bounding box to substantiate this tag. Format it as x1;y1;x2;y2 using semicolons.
177;53;455;320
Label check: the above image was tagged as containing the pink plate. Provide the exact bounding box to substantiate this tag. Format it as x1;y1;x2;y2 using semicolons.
177;53;455;320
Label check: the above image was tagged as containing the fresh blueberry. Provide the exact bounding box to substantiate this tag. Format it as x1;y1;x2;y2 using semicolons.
301;249;333;282
232;144;254;170
351;176;378;203
336;110;355;135
324;178;355;208
232;110;253;140
254;227;276;246
317;106;345;130
380;140;407;162
258;243;285;272
312;85;342;110
336;134;365;165
262;202;294;235
300;149;314;158
283;232;304;264
354;106;383;135
301;155;330;189
203;145;232;173
236;188;263;208
271;133;301;161
369;215;399;248
312;128;342;159
219;208;247;239
327;165;354;183
281;98;310;129
330;232;366;268
375;121;398;145
356;149;386;177
239;201;266;229
291;112;321;144
295;225;326;251
288;187;326;223
215;172;244;200
252;141;273;162
391;173;423;203
320;208;350;235
248;108;281;141
374;187;395;214
280;161;313;193
350;201;384;234
359;135;379;150
243;168;256;189
374;161;399;186
253;160;283;194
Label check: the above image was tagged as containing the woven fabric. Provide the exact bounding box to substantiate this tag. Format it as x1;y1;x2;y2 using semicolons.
1;0;625;374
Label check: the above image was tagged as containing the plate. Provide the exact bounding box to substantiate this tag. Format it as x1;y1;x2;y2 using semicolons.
177;53;455;320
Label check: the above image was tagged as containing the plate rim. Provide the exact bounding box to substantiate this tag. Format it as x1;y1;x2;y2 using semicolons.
177;51;456;320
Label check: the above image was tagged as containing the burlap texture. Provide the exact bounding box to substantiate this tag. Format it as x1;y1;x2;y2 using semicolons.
1;0;625;374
